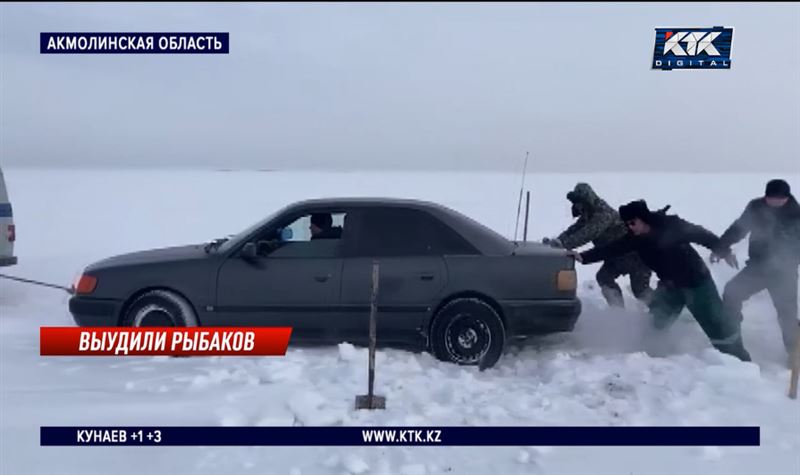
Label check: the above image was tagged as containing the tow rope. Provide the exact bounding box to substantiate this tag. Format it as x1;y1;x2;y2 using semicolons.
0;273;74;294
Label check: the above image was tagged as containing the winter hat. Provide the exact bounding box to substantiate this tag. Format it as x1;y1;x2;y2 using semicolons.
765;179;791;198
566;190;579;203
566;183;592;203
310;213;333;229
619;200;653;223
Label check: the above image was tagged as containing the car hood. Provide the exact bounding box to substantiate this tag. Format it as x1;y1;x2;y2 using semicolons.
87;244;208;270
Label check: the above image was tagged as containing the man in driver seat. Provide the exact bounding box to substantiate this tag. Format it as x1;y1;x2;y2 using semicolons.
309;213;343;240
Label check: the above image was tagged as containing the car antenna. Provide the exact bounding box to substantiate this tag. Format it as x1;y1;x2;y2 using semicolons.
513;151;530;243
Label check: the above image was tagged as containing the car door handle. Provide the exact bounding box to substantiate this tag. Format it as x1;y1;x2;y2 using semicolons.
419;273;435;281
314;274;331;283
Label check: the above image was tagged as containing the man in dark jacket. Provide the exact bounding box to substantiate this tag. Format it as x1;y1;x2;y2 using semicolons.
309;213;343;240
712;179;800;356
574;200;751;361
545;183;653;307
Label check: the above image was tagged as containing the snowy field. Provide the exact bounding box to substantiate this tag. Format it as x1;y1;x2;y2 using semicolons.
1;168;799;475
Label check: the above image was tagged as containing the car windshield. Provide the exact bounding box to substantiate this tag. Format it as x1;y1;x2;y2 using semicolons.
215;208;283;253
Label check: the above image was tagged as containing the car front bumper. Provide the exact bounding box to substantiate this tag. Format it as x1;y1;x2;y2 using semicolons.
69;296;123;326
501;298;581;336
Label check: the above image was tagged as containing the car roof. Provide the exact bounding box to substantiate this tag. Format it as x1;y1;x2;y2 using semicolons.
285;197;513;255
289;197;450;210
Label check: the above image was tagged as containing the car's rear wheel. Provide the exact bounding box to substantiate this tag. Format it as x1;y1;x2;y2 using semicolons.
430;298;505;368
121;290;198;327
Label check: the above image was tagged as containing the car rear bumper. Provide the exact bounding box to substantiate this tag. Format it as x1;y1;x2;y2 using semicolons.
69;296;122;326
500;298;581;336
0;256;17;267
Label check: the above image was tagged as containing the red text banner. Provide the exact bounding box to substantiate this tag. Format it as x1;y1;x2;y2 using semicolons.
40;327;292;356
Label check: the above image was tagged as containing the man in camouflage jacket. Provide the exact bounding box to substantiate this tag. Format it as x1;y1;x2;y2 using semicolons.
544;183;653;307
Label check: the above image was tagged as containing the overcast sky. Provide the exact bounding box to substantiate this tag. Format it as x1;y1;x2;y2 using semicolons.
1;2;798;172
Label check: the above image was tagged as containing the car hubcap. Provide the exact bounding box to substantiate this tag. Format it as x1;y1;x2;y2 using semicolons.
134;304;175;327
458;328;478;349
444;314;491;364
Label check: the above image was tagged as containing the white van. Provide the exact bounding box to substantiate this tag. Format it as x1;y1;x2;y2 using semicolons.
0;166;16;266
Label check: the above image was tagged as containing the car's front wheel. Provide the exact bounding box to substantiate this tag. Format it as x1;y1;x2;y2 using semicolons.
430;298;505;368
121;289;198;327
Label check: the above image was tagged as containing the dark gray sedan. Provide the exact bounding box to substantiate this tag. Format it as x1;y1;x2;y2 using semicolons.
70;198;580;367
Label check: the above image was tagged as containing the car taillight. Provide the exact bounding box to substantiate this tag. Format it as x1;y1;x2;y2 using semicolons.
74;274;98;295
557;270;577;291
7;224;14;242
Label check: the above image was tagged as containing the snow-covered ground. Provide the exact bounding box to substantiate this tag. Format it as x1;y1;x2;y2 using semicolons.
1;169;799;475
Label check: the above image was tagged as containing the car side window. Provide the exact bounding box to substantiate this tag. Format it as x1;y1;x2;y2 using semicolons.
256;212;347;258
356;208;477;257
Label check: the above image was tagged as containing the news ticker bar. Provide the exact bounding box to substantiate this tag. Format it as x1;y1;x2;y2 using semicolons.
41;426;760;446
40;327;292;356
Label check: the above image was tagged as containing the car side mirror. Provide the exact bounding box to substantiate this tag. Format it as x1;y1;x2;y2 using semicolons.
240;242;258;260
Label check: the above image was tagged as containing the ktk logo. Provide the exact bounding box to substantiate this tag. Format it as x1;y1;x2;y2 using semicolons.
663;31;721;56
652;27;733;70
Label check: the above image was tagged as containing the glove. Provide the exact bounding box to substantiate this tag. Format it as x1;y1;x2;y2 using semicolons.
710;251;739;270
543;237;564;248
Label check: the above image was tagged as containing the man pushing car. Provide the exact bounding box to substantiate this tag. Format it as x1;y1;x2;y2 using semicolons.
572;200;751;362
544;183;653;307
712;179;800;360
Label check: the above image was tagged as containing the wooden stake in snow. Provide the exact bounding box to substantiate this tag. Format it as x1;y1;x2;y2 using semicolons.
789;327;800;400
355;261;386;410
